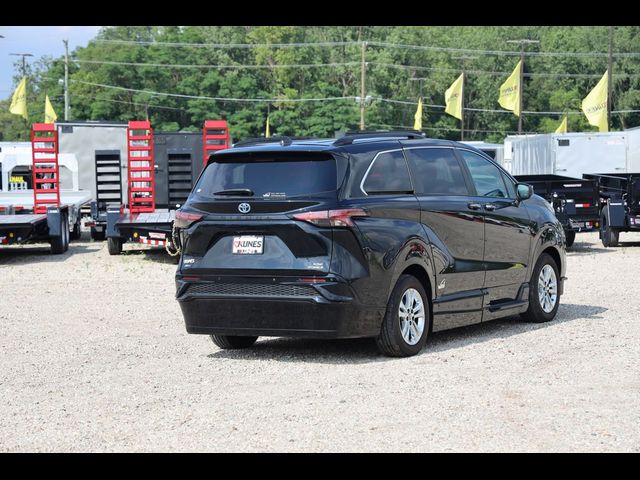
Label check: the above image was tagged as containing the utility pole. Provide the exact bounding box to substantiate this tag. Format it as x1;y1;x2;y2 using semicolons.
10;52;34;77
360;41;367;130
506;39;539;134
607;26;614;130
64;39;70;120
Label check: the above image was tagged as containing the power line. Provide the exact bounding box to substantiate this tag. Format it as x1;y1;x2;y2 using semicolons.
93;38;640;58
93;39;355;49
371;62;640;79
76;94;187;111
367;41;640;58
71;78;356;103
76;59;360;70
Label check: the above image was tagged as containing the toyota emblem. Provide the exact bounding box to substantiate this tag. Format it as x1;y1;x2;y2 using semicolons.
238;203;251;214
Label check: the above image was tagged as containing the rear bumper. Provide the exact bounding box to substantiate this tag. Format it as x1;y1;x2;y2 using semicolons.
176;276;383;338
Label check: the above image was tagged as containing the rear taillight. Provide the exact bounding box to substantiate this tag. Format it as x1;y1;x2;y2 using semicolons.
292;208;368;227
174;211;203;228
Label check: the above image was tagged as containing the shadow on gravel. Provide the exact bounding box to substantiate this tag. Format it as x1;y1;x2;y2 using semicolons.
567;243;612;255
206;303;607;364
0;242;100;265
119;246;179;265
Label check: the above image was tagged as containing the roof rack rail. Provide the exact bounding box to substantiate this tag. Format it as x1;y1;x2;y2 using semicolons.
233;136;294;148
333;130;426;146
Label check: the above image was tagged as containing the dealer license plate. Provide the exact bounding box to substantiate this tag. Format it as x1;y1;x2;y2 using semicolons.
232;235;264;255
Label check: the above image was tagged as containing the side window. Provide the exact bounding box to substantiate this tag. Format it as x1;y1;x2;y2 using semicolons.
405;148;469;195
362;150;412;194
501;171;516;198
460;150;509;198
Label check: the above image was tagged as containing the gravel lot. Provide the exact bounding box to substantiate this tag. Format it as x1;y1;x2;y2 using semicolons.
1;231;639;452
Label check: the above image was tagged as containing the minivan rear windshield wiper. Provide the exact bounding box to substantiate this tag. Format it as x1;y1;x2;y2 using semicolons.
212;188;255;196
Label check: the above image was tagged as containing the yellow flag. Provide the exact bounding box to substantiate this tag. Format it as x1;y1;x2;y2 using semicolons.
498;60;522;117
265;113;270;138
582;71;608;132
9;77;28;120
44;94;57;124
413;97;423;131
555;115;568;134
445;73;464;120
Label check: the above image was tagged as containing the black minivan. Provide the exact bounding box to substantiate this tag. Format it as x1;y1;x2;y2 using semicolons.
175;131;566;357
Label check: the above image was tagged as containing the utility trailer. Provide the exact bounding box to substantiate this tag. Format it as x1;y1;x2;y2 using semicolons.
514;174;600;248
0;124;90;254
582;173;640;247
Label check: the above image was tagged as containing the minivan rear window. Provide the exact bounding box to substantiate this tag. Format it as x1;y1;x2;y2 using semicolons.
194;153;337;198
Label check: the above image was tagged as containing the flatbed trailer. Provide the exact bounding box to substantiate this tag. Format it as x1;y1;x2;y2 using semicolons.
1;124;91;254
106;208;176;255
514;174;600;247
582;172;640;247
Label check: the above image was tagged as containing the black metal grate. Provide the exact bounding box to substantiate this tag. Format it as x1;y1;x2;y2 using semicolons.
185;282;317;298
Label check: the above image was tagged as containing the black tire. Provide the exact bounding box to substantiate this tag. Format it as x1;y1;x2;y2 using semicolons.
521;253;560;323
70;216;82;241
50;234;65;254
210;335;258;349
376;274;430;357
107;236;123;255
564;230;576;248
600;212;619;248
62;214;70;252
90;227;106;241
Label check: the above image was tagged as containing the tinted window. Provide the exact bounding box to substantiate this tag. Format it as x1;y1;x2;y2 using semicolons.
460;150;509;198
405;148;468;195
362;150;412;194
194;154;336;198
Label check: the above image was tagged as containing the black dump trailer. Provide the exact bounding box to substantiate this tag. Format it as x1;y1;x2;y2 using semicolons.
514;174;600;247
583;173;640;247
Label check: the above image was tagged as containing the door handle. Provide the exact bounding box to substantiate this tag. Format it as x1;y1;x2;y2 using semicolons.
484;204;496;211
468;202;482;210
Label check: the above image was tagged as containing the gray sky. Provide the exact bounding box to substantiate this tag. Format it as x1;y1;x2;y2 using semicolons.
0;26;102;100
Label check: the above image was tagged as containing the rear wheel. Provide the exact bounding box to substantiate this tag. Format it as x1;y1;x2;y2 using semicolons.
564;230;576;248
600;212;619;248
70;215;82;240
50;213;69;254
107;237;122;255
90;227;105;241
376;274;429;357
210;335;258;349
521;253;560;323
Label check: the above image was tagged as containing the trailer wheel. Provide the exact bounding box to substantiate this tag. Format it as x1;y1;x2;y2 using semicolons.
90;227;106;241
70;215;82;241
564;230;576;248
107;237;123;255
50;213;69;255
600;212;619;248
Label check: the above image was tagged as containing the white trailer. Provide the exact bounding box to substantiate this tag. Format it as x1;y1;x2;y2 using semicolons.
506;129;640;178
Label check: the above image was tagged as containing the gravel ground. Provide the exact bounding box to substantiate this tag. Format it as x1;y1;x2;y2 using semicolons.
1;231;639;452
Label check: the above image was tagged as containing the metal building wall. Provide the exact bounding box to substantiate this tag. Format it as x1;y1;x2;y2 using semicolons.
57;122;128;202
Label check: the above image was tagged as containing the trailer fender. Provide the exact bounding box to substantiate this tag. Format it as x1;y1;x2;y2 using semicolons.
605;200;626;228
46;207;63;237
106;207;122;238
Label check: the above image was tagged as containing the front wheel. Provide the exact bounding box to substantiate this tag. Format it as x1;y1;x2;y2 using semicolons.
210;335;258;349
521;253;560;323
376;274;430;357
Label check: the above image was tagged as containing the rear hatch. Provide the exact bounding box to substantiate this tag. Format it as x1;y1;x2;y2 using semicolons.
180;151;339;276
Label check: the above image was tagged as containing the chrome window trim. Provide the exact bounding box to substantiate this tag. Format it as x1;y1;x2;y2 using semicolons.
360;148;407;196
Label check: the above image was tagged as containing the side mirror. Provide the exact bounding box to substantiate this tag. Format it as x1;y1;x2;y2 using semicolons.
516;183;533;201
